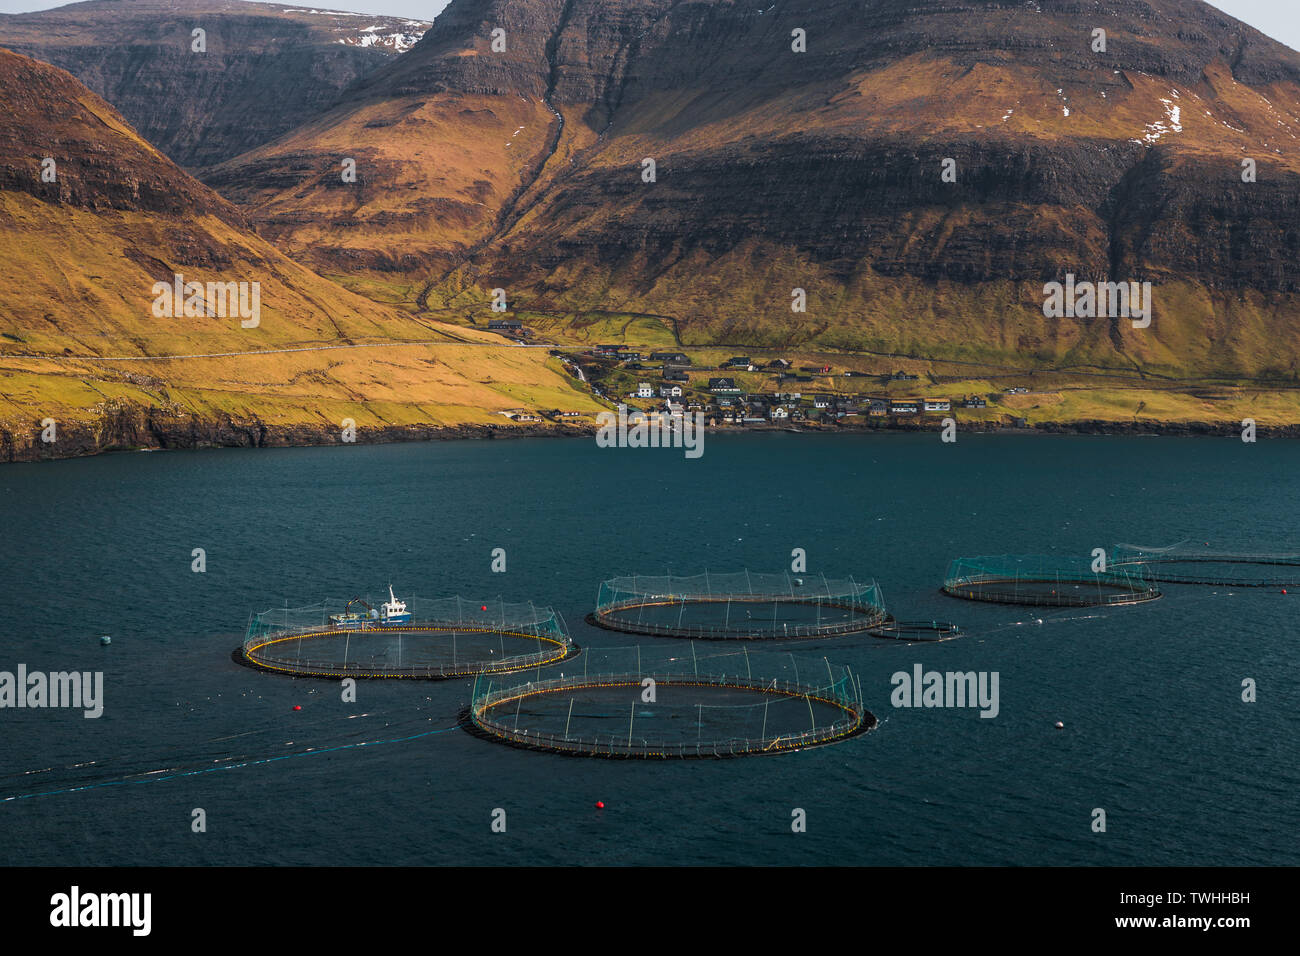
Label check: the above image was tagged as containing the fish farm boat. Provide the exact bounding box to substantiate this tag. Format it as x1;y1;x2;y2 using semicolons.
328;586;412;628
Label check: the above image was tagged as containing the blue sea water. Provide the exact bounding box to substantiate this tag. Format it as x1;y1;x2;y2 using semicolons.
0;432;1296;866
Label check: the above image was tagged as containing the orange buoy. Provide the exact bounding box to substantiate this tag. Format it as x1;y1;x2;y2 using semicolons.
293;705;302;711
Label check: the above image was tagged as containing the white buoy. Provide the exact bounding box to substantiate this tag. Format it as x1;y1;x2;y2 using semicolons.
1054;721;1064;729
100;635;112;646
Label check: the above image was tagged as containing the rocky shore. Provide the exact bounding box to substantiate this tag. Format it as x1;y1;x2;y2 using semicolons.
5;403;1297;464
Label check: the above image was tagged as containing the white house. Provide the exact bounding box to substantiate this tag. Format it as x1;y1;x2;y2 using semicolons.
636;382;653;398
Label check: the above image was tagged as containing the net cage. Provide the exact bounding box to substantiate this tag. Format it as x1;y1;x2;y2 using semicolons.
468;645;873;758
942;555;1160;607
1109;542;1300;587
239;596;576;679
587;571;888;640
866;619;963;641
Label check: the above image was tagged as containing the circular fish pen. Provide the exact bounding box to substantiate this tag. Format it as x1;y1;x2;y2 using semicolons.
468;647;872;758
1110;542;1300;587
867;619;963;641
587;571;887;640
942;556;1160;607
238;596;576;679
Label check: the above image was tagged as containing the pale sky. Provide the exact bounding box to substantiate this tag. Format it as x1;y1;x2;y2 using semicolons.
0;1;1295;53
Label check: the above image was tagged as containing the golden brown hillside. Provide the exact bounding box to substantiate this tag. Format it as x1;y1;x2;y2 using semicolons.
0;46;600;460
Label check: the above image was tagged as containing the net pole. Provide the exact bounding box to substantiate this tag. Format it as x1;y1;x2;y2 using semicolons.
565;698;574;738
692;641;697;676
762;698;769;743
628;700;636;749
744;646;751;679
807;693;816;732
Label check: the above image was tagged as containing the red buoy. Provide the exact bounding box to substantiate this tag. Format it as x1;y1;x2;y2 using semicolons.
293;705;302;711
595;801;605;809
481;605;487;611
1283;589;1288;595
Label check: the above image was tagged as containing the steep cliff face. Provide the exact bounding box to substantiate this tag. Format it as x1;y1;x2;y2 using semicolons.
0;0;430;169
208;0;1300;376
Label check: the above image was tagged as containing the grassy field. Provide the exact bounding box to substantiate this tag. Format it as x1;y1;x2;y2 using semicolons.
0;190;601;438
0;346;603;441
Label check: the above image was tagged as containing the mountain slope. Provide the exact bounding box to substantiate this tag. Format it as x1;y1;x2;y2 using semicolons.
0;0;431;169
0;46;599;460
208;0;1300;379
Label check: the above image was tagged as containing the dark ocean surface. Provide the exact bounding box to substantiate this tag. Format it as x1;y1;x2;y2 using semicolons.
0;432;1296;865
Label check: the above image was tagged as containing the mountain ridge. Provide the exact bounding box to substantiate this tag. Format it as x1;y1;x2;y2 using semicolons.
0;0;432;169
204;0;1300;378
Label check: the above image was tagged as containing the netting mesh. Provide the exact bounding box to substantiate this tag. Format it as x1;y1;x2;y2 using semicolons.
240;596;574;679
1110;542;1300;586
942;555;1160;606
469;645;871;758
589;571;887;639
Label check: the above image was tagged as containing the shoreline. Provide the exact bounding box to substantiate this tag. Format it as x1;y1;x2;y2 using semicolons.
1;407;1289;464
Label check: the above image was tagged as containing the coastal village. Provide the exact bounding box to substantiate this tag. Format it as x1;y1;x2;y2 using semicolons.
507;338;1030;429
464;316;1272;437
